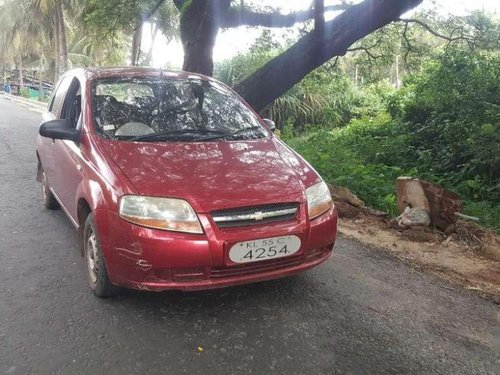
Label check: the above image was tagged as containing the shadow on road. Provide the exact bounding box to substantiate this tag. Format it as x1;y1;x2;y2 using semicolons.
103;274;316;313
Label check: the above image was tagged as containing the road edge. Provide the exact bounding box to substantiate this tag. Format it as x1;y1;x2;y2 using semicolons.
1;93;46;113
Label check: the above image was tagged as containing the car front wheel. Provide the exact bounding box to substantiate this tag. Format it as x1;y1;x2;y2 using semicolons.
83;214;121;297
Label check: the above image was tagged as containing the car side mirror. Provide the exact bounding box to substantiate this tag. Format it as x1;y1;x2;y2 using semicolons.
263;118;276;132
39;119;79;143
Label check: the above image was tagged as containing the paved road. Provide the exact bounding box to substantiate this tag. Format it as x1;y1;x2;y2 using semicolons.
0;97;499;375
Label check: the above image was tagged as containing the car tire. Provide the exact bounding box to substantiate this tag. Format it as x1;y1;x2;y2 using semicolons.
41;170;60;210
83;214;121;297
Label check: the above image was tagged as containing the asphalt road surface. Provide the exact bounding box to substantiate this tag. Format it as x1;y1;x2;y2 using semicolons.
0;96;499;375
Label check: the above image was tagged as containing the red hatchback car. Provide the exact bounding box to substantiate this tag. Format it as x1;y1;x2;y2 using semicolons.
36;68;338;297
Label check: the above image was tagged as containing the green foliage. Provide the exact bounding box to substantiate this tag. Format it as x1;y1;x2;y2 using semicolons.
284;39;500;232
287;130;403;217
179;0;192;14
463;201;500;231
19;87;29;98
394;50;500;202
84;0;138;31
214;31;281;86
287;112;499;231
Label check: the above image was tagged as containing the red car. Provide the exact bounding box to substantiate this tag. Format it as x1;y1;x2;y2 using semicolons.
36;68;338;297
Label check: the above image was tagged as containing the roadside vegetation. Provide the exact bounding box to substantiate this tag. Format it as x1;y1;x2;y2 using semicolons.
216;13;500;232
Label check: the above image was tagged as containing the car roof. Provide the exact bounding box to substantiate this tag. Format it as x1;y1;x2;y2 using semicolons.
63;67;211;82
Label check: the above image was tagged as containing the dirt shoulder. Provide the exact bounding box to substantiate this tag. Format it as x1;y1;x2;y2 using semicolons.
338;215;500;304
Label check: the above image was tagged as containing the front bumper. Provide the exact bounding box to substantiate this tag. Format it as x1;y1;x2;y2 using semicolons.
95;205;338;292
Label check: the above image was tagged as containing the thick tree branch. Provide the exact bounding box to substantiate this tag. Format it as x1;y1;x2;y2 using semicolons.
222;3;349;28
314;0;325;37
233;0;424;112
401;21;413;63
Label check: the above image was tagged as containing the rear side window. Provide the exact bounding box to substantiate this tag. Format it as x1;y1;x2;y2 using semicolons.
49;76;73;118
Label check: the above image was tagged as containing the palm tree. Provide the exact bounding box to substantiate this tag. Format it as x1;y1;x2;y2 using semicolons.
0;0;181;84
29;0;68;80
0;0;51;86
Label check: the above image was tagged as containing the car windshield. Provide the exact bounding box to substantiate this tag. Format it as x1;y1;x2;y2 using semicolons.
92;77;268;142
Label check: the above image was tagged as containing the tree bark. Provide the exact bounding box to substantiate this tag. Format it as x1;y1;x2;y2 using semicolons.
181;0;231;75
314;0;325;65
314;0;325;39
59;2;68;73
53;5;60;82
54;0;67;80
222;3;347;28
131;21;143;66
234;0;423;111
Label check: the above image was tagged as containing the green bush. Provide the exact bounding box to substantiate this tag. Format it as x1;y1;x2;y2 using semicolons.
19;87;29;98
287;130;403;217
287;121;499;232
463;201;500;231
394;50;500;201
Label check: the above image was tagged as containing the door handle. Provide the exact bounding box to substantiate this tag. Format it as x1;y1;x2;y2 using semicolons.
76;164;82;171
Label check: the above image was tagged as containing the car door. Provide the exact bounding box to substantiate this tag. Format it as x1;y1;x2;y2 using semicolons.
39;76;73;198
52;77;84;223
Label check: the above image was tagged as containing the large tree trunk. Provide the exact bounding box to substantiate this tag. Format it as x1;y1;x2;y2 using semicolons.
234;0;423;111
53;6;60;82
131;21;143;66
58;1;68;73
54;0;67;80
181;0;230;75
314;0;325;39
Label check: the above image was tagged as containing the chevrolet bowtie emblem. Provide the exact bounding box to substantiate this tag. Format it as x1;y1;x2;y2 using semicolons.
252;212;264;221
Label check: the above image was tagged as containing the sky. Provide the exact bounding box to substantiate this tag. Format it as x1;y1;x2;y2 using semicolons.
145;0;500;69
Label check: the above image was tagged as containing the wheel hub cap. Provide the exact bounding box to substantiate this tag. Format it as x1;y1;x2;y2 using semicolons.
41;172;48;200
86;230;99;284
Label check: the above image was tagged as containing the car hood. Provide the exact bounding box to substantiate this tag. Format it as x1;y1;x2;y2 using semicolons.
99;137;319;212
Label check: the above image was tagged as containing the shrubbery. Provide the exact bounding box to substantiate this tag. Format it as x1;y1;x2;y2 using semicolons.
286;50;500;231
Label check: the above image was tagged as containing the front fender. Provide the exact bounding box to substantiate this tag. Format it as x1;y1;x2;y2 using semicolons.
76;178;108;214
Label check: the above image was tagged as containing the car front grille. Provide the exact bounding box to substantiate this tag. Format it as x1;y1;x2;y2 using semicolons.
211;203;299;228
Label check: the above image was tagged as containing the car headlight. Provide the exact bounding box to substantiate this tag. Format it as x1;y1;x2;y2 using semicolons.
306;181;333;220
119;196;203;234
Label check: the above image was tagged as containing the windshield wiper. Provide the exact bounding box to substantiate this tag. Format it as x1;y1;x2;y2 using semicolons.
189;126;266;142
225;125;266;140
126;129;229;142
126;125;266;143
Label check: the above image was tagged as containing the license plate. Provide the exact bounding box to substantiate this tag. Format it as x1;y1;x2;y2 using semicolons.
229;235;301;264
